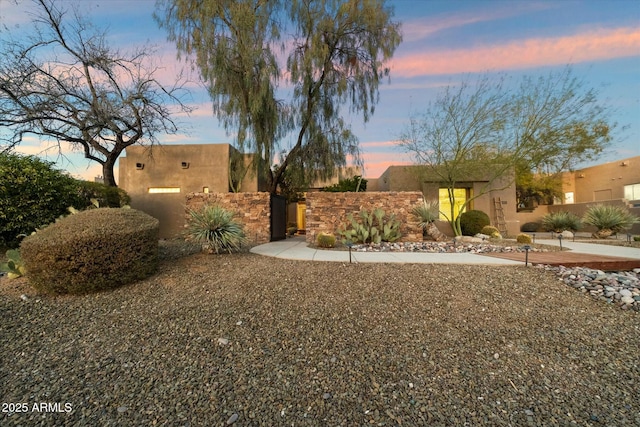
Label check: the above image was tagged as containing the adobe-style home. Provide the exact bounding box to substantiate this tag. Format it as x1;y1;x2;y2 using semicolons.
367;165;518;235
562;156;640;204
119;144;266;237
119;143;639;238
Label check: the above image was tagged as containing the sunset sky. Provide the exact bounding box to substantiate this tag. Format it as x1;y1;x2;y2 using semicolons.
1;0;639;182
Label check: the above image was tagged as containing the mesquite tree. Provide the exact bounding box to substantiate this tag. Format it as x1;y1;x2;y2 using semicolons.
155;0;401;193
0;0;191;186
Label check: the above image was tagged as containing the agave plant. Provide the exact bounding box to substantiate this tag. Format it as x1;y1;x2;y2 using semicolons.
541;211;582;233
186;205;246;254
582;204;639;238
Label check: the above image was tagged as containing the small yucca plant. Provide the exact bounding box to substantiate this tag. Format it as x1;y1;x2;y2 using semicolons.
541;211;582;233
582;205;639;238
186;205;246;254
411;199;439;228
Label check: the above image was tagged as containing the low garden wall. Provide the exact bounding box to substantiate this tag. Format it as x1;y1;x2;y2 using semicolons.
185;192;271;245
305;191;424;244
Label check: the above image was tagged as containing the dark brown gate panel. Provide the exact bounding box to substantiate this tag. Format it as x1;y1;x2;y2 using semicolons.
270;194;287;241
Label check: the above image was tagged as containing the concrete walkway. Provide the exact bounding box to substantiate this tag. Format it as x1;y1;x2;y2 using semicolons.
250;236;640;265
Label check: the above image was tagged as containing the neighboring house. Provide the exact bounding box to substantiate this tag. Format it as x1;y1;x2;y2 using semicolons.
554;155;640;234
119;144;265;237
562;156;640;205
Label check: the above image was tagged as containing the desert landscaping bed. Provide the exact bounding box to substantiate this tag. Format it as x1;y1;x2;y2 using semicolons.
1;248;639;426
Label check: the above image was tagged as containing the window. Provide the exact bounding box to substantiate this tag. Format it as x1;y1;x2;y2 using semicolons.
439;188;470;221
148;187;181;194
624;183;640;201
564;192;574;204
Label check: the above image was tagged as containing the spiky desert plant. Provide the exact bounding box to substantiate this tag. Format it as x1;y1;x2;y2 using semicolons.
411;199;448;241
541;211;582;233
582;204;639;238
411;199;439;228
186;205;246;254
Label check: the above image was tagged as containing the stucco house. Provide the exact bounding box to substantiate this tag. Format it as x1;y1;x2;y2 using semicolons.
367;165;518;235
119;144;266;237
119;143;639;238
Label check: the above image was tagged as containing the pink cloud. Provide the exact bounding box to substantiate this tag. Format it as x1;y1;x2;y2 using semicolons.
360;151;414;178
401;4;554;43
392;26;640;77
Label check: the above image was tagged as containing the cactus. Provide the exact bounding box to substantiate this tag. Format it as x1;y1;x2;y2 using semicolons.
316;232;337;248
1;249;26;279
480;225;502;239
338;208;402;244
516;233;532;244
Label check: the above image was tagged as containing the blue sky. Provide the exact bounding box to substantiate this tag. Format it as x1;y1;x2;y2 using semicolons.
1;0;639;181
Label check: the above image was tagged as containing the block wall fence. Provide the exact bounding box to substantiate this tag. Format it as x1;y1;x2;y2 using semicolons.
185;192;272;245
304;191;424;244
185;191;426;246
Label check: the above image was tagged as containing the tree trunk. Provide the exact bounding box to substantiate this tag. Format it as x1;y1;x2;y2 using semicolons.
425;222;448;242
102;159;117;187
593;228;613;239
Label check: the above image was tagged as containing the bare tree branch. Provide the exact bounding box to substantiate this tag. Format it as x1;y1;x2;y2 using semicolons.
0;0;192;186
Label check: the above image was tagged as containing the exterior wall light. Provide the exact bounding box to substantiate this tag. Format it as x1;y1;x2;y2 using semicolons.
135;163;144;170
181;162;190;169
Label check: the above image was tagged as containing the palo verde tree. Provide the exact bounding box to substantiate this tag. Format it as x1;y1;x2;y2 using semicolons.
155;0;401;194
399;68;614;236
0;0;191;187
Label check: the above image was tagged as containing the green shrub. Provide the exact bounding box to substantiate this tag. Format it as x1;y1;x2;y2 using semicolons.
516;233;532;244
582;204;639;238
521;222;541;232
186;205;246;254
541;211;582;233
322;175;367;192
76;181;130;208
20;208;159;294
338;208;401;244
480;225;501;238
459;210;490;236
634;236;640;242
316;232;336;248
0;152;84;248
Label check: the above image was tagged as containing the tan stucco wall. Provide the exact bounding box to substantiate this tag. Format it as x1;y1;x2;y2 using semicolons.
370;165;520;236
565;156;640;203
118;144;265;237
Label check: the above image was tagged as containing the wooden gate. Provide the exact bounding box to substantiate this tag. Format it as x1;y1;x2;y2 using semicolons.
270;194;287;241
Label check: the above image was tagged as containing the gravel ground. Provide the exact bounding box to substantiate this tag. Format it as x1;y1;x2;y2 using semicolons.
1;243;639;426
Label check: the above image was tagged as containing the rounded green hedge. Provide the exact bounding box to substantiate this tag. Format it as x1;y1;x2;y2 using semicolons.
459;210;491;236
20;208;159;294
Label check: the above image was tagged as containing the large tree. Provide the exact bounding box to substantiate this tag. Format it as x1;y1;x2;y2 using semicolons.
155;0;401;194
0;0;191;186
399;68;614;235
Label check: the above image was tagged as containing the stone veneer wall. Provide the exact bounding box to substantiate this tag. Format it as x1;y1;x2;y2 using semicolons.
185;192;271;245
305;191;424;244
